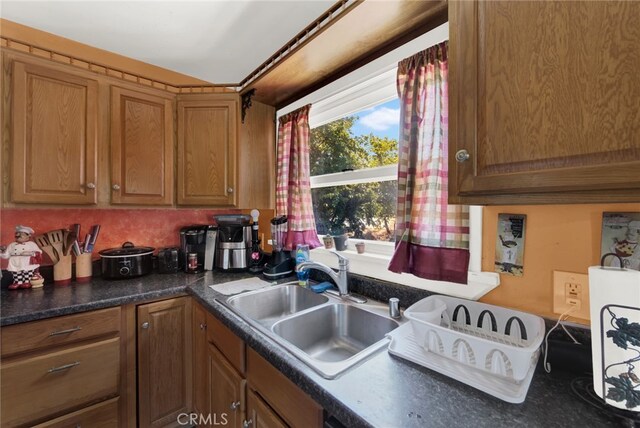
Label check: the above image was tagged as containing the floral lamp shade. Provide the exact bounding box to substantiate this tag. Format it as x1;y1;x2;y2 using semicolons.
589;258;640;411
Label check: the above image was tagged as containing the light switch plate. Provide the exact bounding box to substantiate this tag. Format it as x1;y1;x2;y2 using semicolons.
553;271;590;320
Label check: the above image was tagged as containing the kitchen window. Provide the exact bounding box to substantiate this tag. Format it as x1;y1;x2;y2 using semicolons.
310;98;399;244
278;22;499;300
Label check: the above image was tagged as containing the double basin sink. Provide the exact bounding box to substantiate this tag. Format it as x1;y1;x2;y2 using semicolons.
219;283;401;379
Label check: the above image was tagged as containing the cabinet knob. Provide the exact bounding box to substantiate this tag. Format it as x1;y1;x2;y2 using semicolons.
230;400;240;411
227;187;234;193
86;182;96;189
141;322;150;329
199;323;207;331
243;419;253;428
112;184;121;191
455;149;470;163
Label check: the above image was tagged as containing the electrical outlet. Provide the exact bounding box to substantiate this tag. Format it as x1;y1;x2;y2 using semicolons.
553;271;590;320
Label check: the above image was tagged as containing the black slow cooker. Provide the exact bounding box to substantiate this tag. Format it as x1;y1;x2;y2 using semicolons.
99;242;155;279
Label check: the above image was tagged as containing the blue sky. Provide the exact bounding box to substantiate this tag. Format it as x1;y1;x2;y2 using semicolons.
350;98;400;140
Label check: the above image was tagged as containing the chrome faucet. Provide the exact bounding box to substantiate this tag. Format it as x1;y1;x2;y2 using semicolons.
296;252;350;296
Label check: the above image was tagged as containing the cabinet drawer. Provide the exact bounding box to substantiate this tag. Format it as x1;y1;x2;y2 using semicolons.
206;312;245;375
247;348;323;428
1;307;121;357
33;397;119;428
1;337;120;427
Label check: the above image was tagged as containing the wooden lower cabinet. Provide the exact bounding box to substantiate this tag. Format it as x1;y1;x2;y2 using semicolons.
32;397;120;428
0;308;122;428
193;301;210;418
246;348;323;428
245;389;287;428
193;302;323;428
209;343;246;428
138;297;192;427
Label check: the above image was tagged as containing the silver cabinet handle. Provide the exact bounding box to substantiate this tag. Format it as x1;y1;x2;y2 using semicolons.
227;187;234;193
86;182;96;189
230;401;240;411
141;322;150;329
48;361;80;373
200;323;207;331
49;326;82;336
112;184;121;191
455;149;470;163
243;419;253;428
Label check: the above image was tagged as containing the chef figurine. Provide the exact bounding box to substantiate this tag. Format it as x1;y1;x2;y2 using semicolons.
0;225;43;290
610;220;640;271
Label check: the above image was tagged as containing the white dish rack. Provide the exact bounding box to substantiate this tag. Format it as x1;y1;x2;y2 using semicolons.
390;295;544;401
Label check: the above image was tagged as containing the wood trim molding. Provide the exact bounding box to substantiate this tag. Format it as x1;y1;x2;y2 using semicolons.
239;0;356;89
0;36;237;94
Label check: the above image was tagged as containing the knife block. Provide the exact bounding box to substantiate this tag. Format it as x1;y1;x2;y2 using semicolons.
75;253;92;283
53;254;72;286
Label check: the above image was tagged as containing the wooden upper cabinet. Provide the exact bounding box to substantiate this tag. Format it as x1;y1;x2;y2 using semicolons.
11;60;98;204
449;0;640;204
177;94;238;206
110;86;174;205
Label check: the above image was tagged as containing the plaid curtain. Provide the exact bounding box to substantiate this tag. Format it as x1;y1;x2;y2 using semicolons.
388;42;470;284
276;104;322;250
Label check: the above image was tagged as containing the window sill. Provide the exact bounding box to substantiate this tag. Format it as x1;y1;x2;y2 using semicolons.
309;247;500;301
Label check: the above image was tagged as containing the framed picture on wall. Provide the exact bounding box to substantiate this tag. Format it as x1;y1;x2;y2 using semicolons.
601;212;640;271
495;213;526;276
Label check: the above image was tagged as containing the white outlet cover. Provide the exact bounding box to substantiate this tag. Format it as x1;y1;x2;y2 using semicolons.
553;270;590;320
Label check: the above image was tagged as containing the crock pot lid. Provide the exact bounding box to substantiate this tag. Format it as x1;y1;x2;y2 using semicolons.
99;246;154;257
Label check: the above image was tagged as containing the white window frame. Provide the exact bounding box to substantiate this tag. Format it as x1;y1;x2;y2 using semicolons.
278;22;499;300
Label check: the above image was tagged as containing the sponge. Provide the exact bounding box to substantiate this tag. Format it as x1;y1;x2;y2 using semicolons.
310;282;334;293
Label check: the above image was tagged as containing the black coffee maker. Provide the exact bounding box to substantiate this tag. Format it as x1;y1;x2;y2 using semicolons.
179;225;217;273
214;215;251;271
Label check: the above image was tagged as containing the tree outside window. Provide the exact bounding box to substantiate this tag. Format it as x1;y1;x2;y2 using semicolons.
309;100;399;241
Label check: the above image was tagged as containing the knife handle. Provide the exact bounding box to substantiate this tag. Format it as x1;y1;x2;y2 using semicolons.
83;234;92;253
89;225;100;245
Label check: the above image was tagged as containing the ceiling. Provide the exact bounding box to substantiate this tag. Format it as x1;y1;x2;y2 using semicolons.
0;0;335;84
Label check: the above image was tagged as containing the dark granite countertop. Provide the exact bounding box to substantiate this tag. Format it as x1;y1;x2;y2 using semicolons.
0;272;625;427
0;270;253;326
189;274;622;428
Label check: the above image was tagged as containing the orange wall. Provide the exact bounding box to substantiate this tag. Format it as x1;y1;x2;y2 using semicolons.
480;203;640;323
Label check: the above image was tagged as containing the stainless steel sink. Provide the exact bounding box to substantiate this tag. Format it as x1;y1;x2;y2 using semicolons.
218;283;401;378
272;303;399;376
225;284;328;327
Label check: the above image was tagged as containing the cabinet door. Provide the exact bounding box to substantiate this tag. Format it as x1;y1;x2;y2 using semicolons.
193;303;209;418
177;94;238;206
209;343;245;428
449;1;640;204
111;86;174;205
138;297;192;427
245;389;286;428
11;60;98;204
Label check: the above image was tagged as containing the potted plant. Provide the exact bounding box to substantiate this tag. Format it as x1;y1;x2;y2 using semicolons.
330;225;349;251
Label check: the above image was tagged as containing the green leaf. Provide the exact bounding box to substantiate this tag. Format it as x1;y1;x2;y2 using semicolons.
606;317;640;350
605;375;640;409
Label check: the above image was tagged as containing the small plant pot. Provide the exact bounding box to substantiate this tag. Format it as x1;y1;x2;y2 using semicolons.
323;235;334;249
355;242;365;254
333;234;349;251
